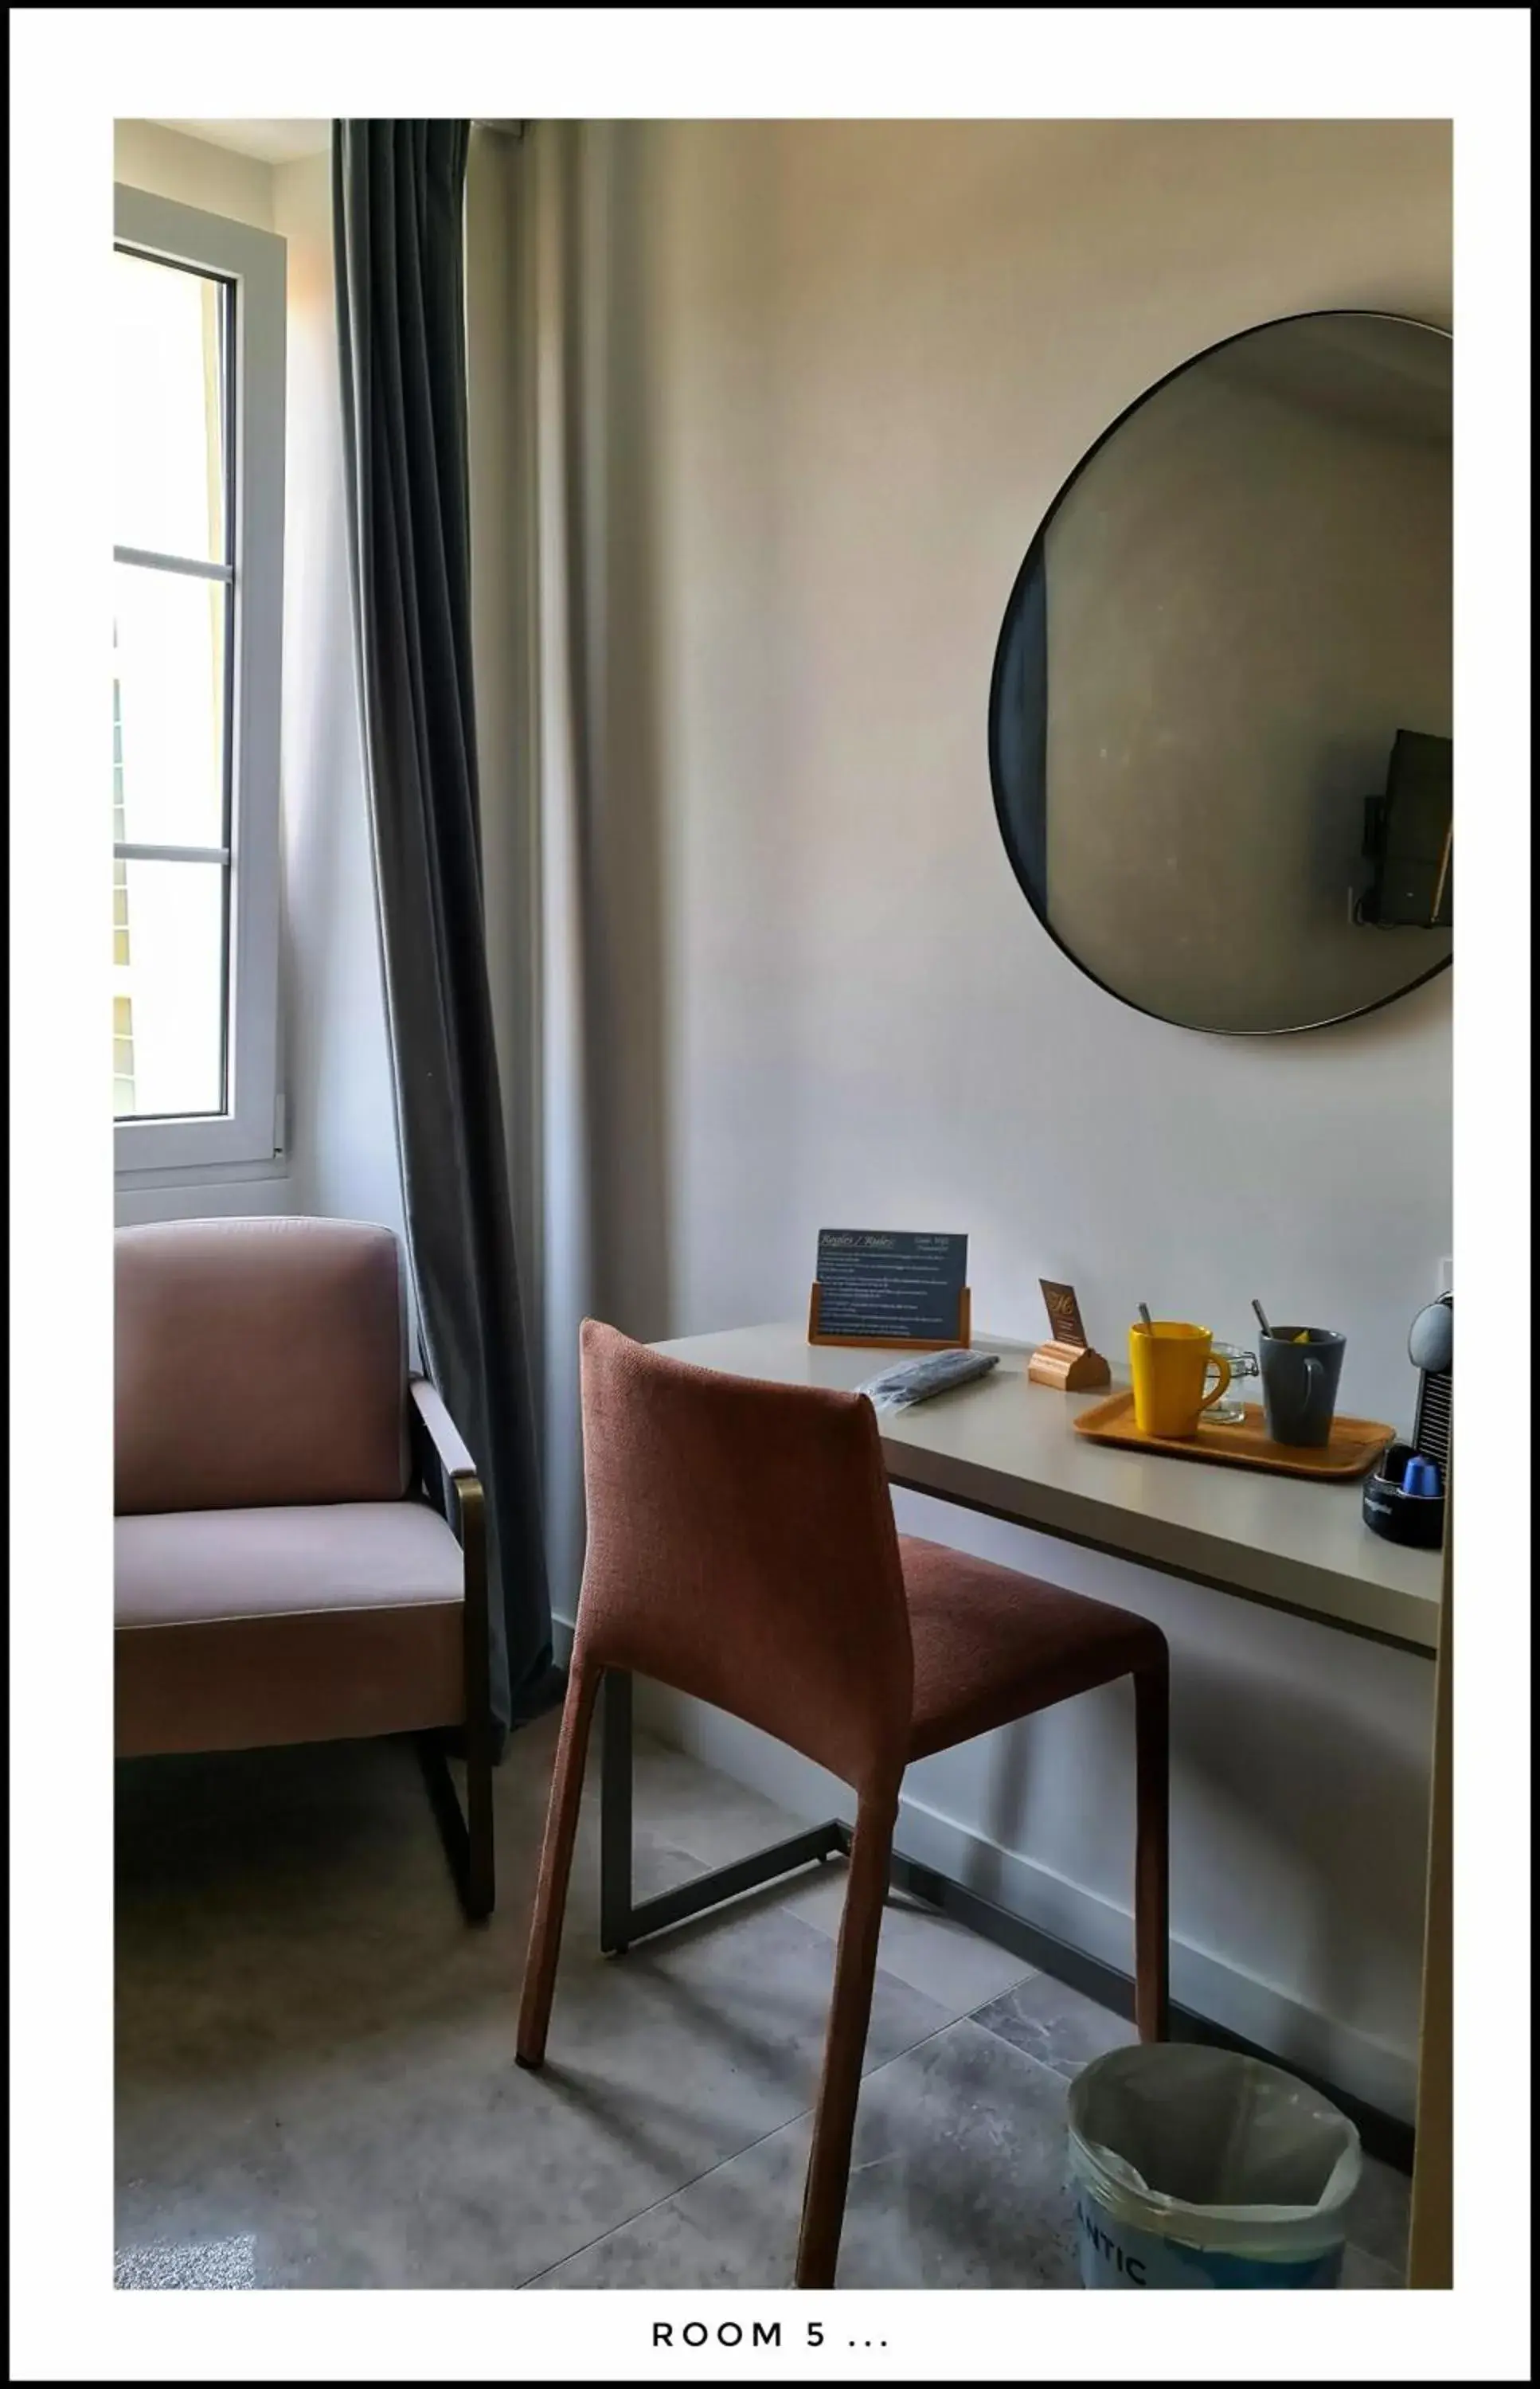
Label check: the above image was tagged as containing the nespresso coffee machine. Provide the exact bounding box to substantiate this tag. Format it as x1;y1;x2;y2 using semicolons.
1363;1293;1452;1550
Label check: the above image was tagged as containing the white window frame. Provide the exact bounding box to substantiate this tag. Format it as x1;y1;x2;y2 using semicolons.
113;186;285;1179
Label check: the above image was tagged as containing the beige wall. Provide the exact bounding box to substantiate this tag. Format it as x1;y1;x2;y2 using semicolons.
627;118;1450;1396
268;151;405;1253
524;118;1451;2111
114;120;273;231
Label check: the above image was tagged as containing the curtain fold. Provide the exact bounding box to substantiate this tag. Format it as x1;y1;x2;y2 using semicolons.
464;122;676;1625
333;119;557;1741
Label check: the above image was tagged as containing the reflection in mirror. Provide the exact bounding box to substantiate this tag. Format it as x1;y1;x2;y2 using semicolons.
990;312;1452;1034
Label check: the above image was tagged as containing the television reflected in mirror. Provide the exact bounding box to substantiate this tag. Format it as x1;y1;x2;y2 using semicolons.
989;311;1452;1034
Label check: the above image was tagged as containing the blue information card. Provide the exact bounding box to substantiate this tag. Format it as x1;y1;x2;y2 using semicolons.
815;1229;967;1344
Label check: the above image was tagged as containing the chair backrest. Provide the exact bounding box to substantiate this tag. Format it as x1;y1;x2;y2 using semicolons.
576;1320;913;1797
115;1218;409;1516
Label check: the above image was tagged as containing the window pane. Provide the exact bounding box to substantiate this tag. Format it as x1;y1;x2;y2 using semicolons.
114;248;228;564
114;859;226;1117
112;992;138;1117
114;563;228;848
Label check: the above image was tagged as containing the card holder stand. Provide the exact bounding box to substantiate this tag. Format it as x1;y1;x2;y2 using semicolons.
1026;1339;1112;1391
807;1283;971;1351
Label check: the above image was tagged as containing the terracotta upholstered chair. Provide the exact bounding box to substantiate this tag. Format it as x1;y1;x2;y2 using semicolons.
114;1217;494;1919
517;1322;1170;2288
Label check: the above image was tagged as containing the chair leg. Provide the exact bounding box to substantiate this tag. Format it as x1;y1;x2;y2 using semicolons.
1134;1651;1171;2042
794;1790;897;2291
459;1475;495;1921
463;1722;495;1924
516;1656;600;2069
416;1730;491;1923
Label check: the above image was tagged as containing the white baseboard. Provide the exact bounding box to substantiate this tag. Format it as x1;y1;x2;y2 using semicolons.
635;1683;1417;2124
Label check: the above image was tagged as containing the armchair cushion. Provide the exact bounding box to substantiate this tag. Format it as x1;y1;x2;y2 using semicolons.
115;1217;410;1516
115;1500;464;1629
114;1501;465;1758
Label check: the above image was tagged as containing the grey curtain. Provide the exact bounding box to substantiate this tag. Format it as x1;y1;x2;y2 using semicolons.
464;124;677;1621
333;119;557;1741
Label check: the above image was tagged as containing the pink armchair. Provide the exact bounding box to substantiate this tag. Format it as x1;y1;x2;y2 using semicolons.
114;1216;494;1918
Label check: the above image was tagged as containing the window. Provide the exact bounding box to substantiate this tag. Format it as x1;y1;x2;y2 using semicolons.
113;186;285;1176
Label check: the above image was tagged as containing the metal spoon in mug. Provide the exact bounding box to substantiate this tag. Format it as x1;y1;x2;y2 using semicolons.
1252;1298;1272;1339
1138;1304;1154;1333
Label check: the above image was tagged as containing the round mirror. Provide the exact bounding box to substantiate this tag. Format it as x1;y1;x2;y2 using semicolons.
989;311;1452;1034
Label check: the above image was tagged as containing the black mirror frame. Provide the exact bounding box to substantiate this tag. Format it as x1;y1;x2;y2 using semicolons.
986;307;1453;1037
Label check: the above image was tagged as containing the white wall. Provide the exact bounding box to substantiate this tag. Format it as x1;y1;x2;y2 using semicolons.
537;119;1450;2116
111;125;402;1254
113;119;272;231
269;151;405;1253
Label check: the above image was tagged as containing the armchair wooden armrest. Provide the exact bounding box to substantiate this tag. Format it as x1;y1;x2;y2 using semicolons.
410;1374;487;1575
411;1374;479;1501
407;1374;494;1922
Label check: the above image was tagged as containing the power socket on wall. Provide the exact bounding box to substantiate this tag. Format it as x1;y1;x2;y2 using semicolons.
1436;1257;1453;1296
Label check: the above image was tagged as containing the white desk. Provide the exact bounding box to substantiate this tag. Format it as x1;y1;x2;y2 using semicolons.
652;1322;1441;1657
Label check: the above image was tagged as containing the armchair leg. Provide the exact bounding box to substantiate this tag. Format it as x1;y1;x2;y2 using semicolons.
456;1472;495;1921
416;1730;494;1925
464;1728;495;1923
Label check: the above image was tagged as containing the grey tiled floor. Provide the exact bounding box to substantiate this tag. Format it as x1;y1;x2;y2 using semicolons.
115;1715;1408;2290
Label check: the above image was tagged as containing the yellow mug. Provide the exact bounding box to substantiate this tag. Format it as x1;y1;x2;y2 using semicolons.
1128;1321;1232;1439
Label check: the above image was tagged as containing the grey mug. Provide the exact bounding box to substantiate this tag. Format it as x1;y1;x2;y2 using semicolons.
1259;1327;1346;1449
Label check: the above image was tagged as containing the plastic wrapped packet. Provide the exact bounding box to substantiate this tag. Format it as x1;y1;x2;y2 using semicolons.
856;1350;999;1413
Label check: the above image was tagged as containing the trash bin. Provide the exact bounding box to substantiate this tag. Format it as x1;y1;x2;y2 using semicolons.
1066;2044;1362;2288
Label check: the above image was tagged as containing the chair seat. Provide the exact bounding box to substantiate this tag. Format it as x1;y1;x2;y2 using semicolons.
115;1499;464;1629
902;1534;1163;1761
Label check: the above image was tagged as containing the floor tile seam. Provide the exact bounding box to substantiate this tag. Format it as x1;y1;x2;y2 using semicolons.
511;2010;1069;2289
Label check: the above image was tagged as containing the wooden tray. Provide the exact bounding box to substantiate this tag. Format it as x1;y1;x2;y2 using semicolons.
1071;1393;1395;1481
